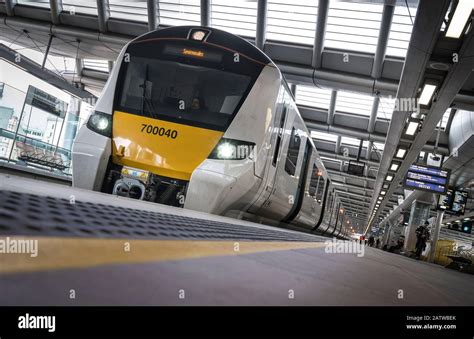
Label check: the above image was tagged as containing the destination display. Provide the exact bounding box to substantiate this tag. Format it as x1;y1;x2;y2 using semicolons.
403;164;450;194
451;190;468;215
437;188;454;211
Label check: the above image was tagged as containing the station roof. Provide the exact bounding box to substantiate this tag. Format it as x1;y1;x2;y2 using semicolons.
1;0;473;233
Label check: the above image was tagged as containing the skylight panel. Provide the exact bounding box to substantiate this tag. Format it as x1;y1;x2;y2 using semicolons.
267;0;318;45
295;85;332;110
311;131;338;143
109;0;148;22
373;142;385;152
386;4;418;57
83;59;110;73
211;0;258;37
341;136;361;146
62;0;98;15
377;96;396;121
17;0;50;8
159;0;200;26
335;91;374;117
325;1;383;53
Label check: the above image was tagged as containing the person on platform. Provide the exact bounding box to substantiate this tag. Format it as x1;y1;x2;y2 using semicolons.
415;221;430;259
368;235;375;247
376;238;380;248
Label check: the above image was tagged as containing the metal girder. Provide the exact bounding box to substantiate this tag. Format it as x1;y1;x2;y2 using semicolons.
371;0;395;79
327;169;376;182
333;181;373;192
97;0;110;33
317;149;380;168
312;0;329;68
200;0;210;27
255;0;268;50
367;0;465;232
49;0;62;25
4;0;16;16
147;0;159;31
0;43;94;99
368;96;380;133
334;189;373;200
326;90;337;125
306;119;450;155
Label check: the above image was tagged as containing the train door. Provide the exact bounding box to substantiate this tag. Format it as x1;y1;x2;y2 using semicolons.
257;95;310;220
247;85;287;213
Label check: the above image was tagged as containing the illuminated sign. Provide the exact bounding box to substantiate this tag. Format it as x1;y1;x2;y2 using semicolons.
438;188;454;210
403;163;450;194
450;190;468;215
182;48;205;58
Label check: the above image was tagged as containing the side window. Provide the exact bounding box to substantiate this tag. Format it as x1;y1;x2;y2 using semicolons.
309;164;326;204
272;100;288;166
285;127;301;176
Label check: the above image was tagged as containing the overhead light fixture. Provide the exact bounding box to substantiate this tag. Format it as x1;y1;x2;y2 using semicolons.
395;147;407;159
446;0;474;38
386;174;394;182
378;196;383;200
404;116;422;137
383;184;389;189
381;191;386;196
418;81;437;106
390;162;400;171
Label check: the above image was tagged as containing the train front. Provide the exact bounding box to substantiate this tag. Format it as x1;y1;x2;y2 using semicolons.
72;26;269;209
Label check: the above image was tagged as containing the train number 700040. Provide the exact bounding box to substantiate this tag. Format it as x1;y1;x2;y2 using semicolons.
141;124;178;139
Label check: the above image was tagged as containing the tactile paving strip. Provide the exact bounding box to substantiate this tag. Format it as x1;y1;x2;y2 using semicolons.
0;190;323;242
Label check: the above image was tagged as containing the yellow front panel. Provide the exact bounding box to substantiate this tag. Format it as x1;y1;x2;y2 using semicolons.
112;111;224;181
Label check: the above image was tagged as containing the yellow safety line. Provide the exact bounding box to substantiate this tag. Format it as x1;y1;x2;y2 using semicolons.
0;236;326;274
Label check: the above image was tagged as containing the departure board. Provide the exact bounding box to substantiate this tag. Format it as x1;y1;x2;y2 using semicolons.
403;164;450;194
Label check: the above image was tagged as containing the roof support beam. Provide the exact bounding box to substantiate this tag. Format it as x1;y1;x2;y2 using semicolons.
147;0;159;31
326;90;337;125
307;120;449;154
327;169;376;182
4;0;16;16
366;0;453;232
49;0;62;25
312;0;329;68
335;135;341;154
368;96;380;133
366;140;373;160
255;0;268;50
371;0;395;78
317;149;380;168
97;0;110;33
200;0;210;27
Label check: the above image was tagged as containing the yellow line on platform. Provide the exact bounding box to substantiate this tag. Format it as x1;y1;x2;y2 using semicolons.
0;236;326;274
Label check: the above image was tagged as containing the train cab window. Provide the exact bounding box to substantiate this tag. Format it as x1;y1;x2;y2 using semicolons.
309;164;325;204
115;41;264;131
284;127;301;176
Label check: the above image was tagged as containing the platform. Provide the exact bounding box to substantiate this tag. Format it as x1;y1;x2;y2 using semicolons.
0;174;473;306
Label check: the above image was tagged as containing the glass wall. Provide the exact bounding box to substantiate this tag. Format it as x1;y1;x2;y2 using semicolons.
0;60;94;176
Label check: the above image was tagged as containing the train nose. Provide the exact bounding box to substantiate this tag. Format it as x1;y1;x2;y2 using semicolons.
111;111;224;181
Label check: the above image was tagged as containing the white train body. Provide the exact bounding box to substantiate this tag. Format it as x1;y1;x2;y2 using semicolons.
72;26;350;239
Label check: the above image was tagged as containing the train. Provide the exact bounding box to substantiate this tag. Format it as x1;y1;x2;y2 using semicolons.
72;26;350;239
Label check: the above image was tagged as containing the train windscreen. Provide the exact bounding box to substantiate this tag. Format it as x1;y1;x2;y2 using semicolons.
115;40;265;131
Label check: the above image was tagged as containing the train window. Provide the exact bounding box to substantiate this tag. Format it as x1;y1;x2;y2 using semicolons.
115;41;264;131
309;164;325;204
272;101;287;166
284;127;301;176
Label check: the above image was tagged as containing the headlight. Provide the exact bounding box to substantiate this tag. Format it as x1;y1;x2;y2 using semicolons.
208;138;255;160
86;111;112;137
